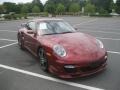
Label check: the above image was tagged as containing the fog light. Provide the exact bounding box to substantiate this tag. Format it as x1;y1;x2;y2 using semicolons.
64;65;76;73
64;65;75;69
105;56;107;59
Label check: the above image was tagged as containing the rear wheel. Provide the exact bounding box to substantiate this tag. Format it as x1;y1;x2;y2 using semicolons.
18;34;25;50
38;48;48;71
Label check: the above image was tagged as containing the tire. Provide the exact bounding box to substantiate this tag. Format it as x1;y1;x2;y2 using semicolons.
38;48;48;71
18;34;25;50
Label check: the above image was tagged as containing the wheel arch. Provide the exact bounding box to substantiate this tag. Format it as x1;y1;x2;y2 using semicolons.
37;45;44;56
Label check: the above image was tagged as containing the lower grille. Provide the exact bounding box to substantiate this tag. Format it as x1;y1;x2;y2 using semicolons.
64;68;77;73
80;60;106;72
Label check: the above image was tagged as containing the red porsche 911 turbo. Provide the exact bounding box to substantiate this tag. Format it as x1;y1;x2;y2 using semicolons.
17;18;107;78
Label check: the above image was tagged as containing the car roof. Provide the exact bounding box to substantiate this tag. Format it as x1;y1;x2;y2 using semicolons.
29;18;63;22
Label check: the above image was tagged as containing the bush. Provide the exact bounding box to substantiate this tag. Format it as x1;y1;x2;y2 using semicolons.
69;3;80;13
16;14;22;19
99;8;108;14
12;14;17;20
84;3;96;15
4;14;17;20
44;12;48;17
56;3;65;14
90;14;112;17
4;14;12;20
21;14;28;19
4;14;27;20
28;12;48;17
32;5;40;13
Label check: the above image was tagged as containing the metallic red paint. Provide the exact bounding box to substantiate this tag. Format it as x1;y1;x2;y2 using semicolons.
18;19;107;78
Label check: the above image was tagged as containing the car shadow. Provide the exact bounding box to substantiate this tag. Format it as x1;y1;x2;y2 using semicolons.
16;46;38;68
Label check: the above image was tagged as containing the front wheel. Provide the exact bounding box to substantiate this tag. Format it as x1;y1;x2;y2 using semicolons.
38;48;48;71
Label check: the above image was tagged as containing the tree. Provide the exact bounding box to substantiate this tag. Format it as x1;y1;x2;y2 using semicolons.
45;0;82;12
115;0;120;14
25;3;33;13
21;5;28;14
99;7;108;14
69;3;80;13
44;1;56;14
32;0;43;12
3;2;17;13
90;0;113;13
32;5;40;13
56;3;65;14
0;5;4;14
84;3;96;15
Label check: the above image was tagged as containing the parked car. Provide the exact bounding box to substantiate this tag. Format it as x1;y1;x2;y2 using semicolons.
17;18;107;78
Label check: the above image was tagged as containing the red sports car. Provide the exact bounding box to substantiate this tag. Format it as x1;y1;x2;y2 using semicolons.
17;18;107;78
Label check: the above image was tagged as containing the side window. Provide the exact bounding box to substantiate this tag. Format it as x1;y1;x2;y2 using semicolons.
28;22;36;30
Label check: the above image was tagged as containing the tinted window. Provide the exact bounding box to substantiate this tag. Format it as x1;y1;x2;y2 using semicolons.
28;21;36;30
37;20;75;35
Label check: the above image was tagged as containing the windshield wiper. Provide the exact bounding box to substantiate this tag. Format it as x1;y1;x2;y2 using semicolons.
43;33;59;35
61;31;74;34
43;32;74;35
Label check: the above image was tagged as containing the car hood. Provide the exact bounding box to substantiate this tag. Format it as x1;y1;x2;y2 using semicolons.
41;32;105;62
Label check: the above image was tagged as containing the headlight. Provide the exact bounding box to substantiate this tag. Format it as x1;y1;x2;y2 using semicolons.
53;45;66;57
96;39;104;48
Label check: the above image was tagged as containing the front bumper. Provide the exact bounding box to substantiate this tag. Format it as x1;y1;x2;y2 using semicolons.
49;55;107;78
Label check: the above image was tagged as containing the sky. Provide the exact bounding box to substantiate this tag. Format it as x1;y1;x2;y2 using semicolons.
0;0;117;4
0;0;48;4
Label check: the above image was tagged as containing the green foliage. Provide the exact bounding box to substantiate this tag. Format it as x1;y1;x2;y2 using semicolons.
4;14;11;20
0;5;4;14
28;12;48;17
21;5;28;14
56;3;65;14
25;3;33;13
15;14;22;19
45;0;84;12
3;2;18;14
32;5;40;13
44;2;56;14
69;3;80;13
1;0;43;14
90;0;113;13
0;0;117;17
32;0;43;12
3;14;28;20
99;8;108;14
90;14;112;17
3;14;17;20
115;0;120;14
84;3;96;15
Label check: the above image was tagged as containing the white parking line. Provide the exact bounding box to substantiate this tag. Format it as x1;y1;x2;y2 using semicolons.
0;42;18;49
107;51;120;55
73;19;98;27
96;37;120;41
0;64;104;90
78;26;120;31
80;30;120;35
0;38;17;42
0;35;119;90
0;30;17;32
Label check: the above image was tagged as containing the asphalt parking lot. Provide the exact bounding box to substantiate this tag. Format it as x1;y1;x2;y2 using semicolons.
0;16;120;90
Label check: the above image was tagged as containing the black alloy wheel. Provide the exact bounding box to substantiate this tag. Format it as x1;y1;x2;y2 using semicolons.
38;48;48;71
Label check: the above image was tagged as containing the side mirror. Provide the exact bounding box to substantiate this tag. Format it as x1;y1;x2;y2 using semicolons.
21;23;32;30
21;23;27;27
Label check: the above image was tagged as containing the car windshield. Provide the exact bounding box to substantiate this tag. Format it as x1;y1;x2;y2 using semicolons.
37;20;76;35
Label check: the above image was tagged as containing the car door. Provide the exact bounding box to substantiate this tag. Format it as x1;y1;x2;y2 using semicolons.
24;21;38;55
